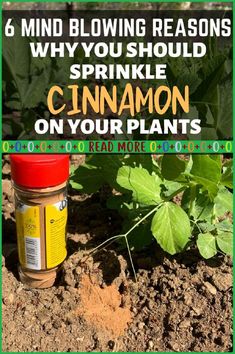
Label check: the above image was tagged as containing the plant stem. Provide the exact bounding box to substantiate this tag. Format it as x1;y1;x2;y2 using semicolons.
191;219;203;233
189;185;196;216
125;204;161;237
82;234;125;262
164;186;187;202
124;236;137;282
83;186;186;280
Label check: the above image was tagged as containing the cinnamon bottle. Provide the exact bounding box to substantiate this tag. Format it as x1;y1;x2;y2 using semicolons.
10;155;69;288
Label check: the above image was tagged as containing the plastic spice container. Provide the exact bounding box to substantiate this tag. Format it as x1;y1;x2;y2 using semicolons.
10;155;70;288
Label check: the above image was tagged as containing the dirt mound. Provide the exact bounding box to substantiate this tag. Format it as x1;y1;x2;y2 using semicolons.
76;275;132;337
2;247;233;352
2;161;233;352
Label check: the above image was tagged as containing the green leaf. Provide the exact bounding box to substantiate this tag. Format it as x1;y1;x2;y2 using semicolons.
210;155;222;169
123;155;153;174
2;118;23;138
185;156;193;173
191;177;218;201
3;23;53;110
106;196;146;222
182;189;214;222
199;127;218;140
214;186;233;217
106;195;131;212
22;71;49;108
69;179;82;190
177;73;201;94
216;79;232;139
161;180;184;199
197;233;217;259
197;222;216;233
192;55;226;105
126;222;153;252
190;155;221;199
3;21;31;106
91;155;123;191
151;202;191;254
191;155;221;184
70;164;104;193
191;55;229;138
2;64;22;110
221;159;233;189
117;166;162;205
215;220;233;232
161;155;186;181
216;232;233;256
70;155;124;193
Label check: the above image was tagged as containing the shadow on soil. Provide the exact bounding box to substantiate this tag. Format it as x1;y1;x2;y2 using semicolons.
3;190;225;286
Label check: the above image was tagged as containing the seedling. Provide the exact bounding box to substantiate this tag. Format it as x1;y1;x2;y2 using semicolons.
71;155;233;279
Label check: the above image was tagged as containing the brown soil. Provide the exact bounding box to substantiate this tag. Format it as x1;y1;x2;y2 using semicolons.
2;155;233;352
76;274;132;337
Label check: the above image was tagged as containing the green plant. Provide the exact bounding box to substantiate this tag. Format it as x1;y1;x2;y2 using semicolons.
71;154;233;276
3;17;232;140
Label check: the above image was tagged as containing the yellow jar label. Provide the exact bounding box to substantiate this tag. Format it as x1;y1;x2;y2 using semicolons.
15;199;67;271
45;200;67;269
15;204;41;270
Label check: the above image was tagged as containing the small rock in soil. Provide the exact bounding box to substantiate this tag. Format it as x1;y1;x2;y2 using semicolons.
2;180;13;200
138;322;145;330
147;299;155;310
179;320;191;329
37;309;49;324
183;293;192;306
8;293;14;304
2;162;11;175
204;281;217;295
131;307;138;314
108;340;115;349
212;273;232;291
53;319;61;329
75;266;82;275
66;313;75;324
191;306;202;316
64;273;75;287
2;293;14;306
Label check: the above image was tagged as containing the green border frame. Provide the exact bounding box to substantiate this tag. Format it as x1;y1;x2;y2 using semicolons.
0;1;234;353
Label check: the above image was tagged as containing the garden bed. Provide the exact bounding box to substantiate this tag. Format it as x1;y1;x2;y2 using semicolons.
2;155;233;352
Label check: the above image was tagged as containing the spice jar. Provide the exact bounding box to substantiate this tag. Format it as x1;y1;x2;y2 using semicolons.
10;155;70;289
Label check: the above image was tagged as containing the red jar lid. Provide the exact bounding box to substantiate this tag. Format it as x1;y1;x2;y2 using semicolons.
10;155;70;188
